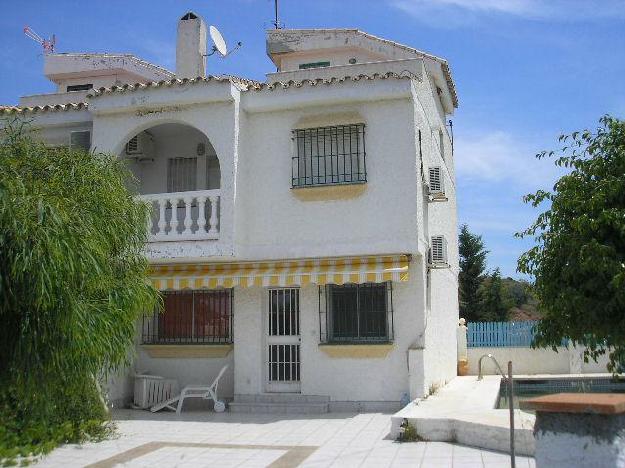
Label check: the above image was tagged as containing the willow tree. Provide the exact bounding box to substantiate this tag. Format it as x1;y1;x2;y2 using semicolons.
518;116;625;372
0;118;159;463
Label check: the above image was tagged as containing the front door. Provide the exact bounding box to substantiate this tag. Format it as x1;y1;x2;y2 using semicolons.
265;288;301;393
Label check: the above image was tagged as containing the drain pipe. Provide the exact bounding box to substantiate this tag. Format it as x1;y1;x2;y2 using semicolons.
508;361;515;468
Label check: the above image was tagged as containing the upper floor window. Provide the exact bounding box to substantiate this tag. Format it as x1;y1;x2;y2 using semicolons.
66;83;93;92
292;124;367;187
69;130;91;151
167;157;197;193
319;282;393;343
141;289;233;344
299;61;330;70
438;129;445;158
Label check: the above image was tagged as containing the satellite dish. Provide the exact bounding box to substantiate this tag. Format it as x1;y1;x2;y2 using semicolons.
209;26;227;56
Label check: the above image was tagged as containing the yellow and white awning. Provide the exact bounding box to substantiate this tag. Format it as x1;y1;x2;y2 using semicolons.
150;255;409;291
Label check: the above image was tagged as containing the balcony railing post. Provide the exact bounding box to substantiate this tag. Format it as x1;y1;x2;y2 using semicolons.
208;195;218;235
197;195;207;234
146;201;153;235
182;195;193;235
157;198;167;236
170;196;180;236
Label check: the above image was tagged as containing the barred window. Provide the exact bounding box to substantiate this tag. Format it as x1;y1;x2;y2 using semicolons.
319;282;393;343
292;124;366;187
141;290;233;344
167;157;197;193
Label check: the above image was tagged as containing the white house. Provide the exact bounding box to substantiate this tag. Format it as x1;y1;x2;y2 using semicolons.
1;12;459;413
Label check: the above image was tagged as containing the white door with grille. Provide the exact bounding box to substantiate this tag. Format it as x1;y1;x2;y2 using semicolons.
265;288;301;393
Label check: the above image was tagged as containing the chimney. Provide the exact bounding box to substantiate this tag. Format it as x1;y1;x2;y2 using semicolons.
176;12;207;78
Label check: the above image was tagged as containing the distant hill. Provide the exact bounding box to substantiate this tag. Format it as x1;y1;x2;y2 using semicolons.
501;277;543;321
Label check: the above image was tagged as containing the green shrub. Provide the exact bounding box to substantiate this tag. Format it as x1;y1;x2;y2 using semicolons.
0;119;159;465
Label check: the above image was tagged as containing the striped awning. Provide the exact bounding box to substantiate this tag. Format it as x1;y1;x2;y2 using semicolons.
150;255;409;291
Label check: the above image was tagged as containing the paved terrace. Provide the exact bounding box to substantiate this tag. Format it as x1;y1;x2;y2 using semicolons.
33;410;535;467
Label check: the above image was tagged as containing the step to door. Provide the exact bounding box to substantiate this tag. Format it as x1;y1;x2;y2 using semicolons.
229;401;329;414
230;394;330;414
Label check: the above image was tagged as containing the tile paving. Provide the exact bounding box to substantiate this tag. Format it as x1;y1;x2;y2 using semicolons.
33;409;535;467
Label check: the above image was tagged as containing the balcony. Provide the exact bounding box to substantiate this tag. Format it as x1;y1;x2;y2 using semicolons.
142;189;220;242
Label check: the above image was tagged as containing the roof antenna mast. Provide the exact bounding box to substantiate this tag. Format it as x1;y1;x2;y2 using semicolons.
272;0;282;29
23;26;56;53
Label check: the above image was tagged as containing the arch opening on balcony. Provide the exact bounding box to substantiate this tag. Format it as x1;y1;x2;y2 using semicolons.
120;123;221;242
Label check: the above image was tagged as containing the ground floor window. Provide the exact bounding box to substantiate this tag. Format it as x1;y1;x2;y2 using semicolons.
319;282;393;343
141;289;233;344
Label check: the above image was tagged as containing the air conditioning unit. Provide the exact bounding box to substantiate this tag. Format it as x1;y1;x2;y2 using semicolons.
428;235;449;268
428;166;447;201
125;132;154;161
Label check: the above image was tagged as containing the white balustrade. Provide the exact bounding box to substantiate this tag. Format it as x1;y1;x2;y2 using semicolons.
141;189;220;241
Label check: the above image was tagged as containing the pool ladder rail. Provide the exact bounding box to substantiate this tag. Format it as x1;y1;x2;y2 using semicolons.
477;353;507;380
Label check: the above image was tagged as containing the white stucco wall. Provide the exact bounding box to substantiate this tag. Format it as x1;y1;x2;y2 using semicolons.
236;94;420;260
9;48;460;404
134;348;235;398
232;259;426;403
466;347;611;375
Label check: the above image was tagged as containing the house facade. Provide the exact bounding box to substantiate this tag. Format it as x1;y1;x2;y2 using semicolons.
1;13;459;412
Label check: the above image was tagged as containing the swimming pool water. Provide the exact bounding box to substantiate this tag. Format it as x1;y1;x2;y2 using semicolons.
497;376;625;410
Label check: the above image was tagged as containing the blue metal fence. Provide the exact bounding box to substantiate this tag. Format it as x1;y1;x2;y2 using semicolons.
467;320;538;347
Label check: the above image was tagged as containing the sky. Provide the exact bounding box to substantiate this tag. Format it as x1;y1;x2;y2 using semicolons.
1;0;624;277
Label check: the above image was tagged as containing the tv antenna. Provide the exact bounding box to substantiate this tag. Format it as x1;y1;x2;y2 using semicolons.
270;0;284;29
206;25;242;57
24;26;56;53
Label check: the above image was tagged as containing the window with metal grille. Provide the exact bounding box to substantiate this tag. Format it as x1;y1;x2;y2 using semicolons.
66;83;93;92
69;130;91;151
319;282;393;343
292;124;366;187
167;157;197;193
299;61;330;70
141;290;233;344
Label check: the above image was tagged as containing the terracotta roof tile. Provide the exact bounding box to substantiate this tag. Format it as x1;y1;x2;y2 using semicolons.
87;75;261;98
3;72;420;114
248;72;412;91
0;102;88;114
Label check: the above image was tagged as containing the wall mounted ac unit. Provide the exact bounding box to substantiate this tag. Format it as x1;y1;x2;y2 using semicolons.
428;235;449;268
125;132;154;161
428;166;447;201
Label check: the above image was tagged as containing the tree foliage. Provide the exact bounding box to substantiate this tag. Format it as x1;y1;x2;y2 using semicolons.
480;268;510;322
517;115;625;372
458;224;488;321
0;119;159;464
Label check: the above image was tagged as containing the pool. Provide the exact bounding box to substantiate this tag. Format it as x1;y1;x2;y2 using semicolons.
497;376;625;410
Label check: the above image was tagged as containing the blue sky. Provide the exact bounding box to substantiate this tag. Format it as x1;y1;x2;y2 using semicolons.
1;0;624;277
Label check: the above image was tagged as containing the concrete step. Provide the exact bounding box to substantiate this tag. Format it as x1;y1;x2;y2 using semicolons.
234;394;330;404
229;401;329;414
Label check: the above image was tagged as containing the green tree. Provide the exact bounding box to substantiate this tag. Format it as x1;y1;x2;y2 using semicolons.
517;115;625;372
480;268;509;321
0;119;159;463
458;224;488;322
503;279;529;308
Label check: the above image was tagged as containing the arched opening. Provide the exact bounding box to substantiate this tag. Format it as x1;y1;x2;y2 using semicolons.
120;123;221;241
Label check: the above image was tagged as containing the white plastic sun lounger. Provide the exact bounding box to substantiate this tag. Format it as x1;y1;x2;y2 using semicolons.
150;364;229;414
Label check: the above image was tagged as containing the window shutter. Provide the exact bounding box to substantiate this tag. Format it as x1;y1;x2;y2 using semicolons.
69;131;91;151
167;157;197;193
430;235;448;265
